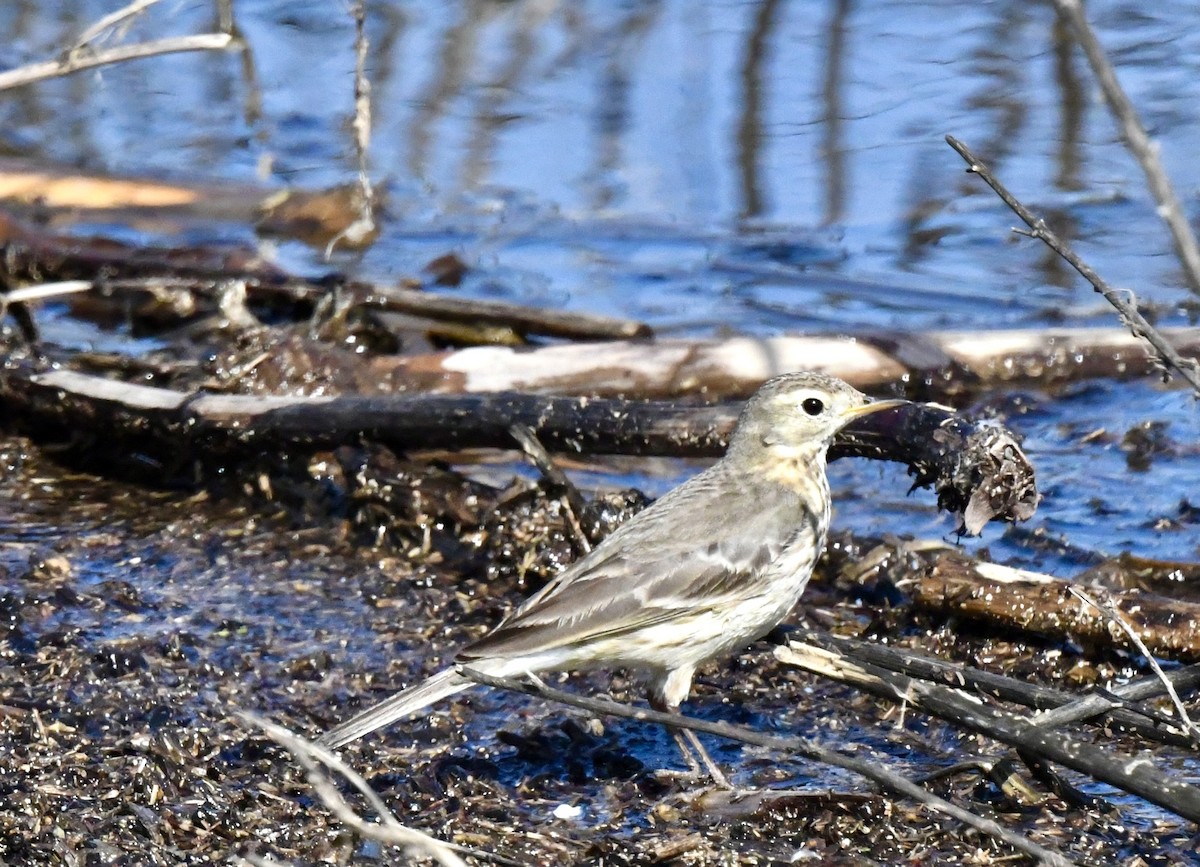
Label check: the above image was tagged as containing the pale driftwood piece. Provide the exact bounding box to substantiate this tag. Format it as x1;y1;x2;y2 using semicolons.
787;628;1199;748
459;669;1078;867
946;136;1200;396
384;327;1200;398
0;365;1037;531
1051;0;1200;293
774;641;1200;824
915;553;1200;661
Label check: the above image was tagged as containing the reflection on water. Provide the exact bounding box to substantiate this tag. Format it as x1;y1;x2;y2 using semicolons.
2;2;1200;331
1;1;1198;565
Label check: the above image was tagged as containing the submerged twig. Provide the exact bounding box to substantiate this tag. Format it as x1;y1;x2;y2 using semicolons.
458;667;1077;867
945;135;1200;396
1051;0;1200;293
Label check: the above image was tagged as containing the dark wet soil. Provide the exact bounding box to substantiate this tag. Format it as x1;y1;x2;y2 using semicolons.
1;435;1197;866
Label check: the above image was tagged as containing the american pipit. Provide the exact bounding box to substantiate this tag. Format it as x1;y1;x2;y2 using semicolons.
320;373;903;783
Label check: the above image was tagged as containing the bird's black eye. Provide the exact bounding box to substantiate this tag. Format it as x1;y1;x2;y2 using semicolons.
802;397;825;416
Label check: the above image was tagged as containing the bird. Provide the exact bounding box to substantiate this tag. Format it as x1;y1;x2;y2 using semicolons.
319;372;904;784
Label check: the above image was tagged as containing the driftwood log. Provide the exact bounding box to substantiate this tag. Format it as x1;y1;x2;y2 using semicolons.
0;362;1036;534
381;327;1200;398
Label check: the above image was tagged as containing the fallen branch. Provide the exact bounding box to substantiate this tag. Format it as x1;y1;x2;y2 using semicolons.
458;668;1078;867
0;213;650;342
0;364;1038;532
945;135;1200;396
773;640;1200;823
784;627;1200;748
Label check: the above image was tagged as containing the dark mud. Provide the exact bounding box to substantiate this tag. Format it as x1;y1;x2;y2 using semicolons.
1;437;1197;865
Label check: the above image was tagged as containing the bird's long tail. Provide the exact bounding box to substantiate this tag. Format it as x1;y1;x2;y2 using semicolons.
319;667;472;749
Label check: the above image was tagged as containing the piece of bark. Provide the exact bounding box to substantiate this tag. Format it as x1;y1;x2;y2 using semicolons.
0;364;1037;532
914;552;1200;661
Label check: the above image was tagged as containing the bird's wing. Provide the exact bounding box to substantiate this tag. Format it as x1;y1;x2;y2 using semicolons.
458;470;821;661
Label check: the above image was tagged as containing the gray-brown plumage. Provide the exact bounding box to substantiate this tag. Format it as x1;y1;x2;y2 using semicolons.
320;373;903;777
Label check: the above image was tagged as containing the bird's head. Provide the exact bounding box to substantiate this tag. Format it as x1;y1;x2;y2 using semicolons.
728;372;905;464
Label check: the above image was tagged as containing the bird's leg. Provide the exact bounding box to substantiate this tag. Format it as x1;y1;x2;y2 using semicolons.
650;687;732;789
678;725;731;790
668;727;706;777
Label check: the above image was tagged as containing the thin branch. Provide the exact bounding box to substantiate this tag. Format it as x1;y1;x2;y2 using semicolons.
945;135;1200;396
1051;0;1200;293
71;0;163;51
458;667;1078;867
238;712;522;867
790;627;1198;747
326;0;376;256
1032;661;1200;730
509;423;591;553
3;281;93;305
1069;587;1200;744
0;34;234;93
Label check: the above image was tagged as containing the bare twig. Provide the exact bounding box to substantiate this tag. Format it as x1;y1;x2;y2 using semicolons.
509;423;591;553
1051;0;1200;293
239;713;494;867
459;667;1077;867
71;0;163;51
1069;587;1200;744
326;0;376;256
3;281;93;305
0;34;234;93
945;135;1200;396
1032;662;1200;731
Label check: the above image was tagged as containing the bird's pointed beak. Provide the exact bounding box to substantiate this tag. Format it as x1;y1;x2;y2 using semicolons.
842;397;907;420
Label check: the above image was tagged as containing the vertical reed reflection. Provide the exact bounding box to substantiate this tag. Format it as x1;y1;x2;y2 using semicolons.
737;0;782;222
819;0;851;227
588;3;660;211
408;2;494;182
